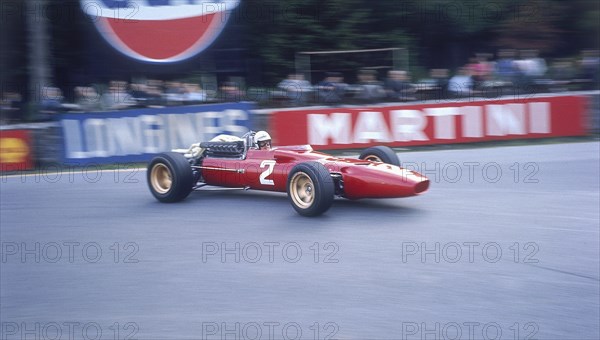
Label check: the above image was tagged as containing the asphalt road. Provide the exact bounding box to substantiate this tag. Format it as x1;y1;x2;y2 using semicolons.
1;141;599;340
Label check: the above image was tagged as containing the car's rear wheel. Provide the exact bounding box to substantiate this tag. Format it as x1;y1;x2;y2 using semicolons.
147;152;194;203
287;162;335;217
359;146;400;166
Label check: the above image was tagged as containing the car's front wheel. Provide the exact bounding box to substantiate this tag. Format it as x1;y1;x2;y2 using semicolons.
287;162;335;217
147;152;194;203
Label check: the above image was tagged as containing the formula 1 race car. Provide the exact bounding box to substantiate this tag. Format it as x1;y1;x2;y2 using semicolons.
147;131;429;216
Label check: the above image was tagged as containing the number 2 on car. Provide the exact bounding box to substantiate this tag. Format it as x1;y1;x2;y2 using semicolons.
260;160;276;185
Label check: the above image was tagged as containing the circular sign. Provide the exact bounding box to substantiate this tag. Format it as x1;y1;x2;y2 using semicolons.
81;0;240;63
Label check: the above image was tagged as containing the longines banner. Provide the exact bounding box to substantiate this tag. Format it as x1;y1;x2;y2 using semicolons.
61;102;254;163
271;95;587;149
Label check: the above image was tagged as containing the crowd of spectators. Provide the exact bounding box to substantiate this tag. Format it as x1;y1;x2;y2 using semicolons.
269;49;598;107
72;80;213;113
1;49;598;123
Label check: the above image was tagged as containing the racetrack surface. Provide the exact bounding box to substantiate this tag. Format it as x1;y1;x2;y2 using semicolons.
1;142;599;339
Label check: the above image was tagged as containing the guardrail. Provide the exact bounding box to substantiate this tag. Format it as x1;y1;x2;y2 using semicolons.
268;92;593;149
1;102;255;169
0;91;598;170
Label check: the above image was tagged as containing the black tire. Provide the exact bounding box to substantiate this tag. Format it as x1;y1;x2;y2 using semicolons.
287;162;335;217
359;146;400;166
147;152;194;203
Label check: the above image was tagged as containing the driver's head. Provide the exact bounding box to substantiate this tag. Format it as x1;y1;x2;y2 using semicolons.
254;131;272;150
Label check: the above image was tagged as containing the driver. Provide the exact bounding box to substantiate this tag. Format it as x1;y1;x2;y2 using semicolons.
254;131;272;150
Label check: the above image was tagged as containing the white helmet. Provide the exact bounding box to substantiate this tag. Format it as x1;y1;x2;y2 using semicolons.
254;131;272;149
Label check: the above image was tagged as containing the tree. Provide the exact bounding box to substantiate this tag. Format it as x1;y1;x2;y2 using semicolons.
493;0;566;54
26;0;51;119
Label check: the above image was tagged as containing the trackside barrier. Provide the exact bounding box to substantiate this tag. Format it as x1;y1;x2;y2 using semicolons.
589;93;600;134
60;102;255;164
0;93;597;169
271;94;590;149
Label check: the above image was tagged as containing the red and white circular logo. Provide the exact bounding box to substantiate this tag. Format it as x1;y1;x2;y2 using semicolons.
81;0;240;63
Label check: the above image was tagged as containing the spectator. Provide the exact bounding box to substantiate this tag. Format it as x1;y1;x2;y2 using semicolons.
415;69;450;101
467;54;493;90
128;82;152;107
580;49;600;90
431;69;449;91
219;81;245;102
182;83;207;103
448;67;473;98
165;81;185;106
354;69;386;103
523;50;547;78
316;72;347;104
384;70;415;102
74;86;102;112
277;73;313;105
0;92;22;123
40;86;65;113
495;49;518;83
101;81;136;110
145;79;166;107
514;50;547;92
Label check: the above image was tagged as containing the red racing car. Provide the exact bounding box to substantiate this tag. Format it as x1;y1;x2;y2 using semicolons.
147;131;429;216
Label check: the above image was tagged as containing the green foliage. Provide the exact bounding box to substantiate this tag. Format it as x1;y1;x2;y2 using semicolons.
4;0;597;92
242;0;597;82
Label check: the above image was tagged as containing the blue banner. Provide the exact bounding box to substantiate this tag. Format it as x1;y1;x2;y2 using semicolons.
61;102;254;164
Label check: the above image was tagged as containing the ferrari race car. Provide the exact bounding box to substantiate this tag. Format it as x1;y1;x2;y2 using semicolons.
147;132;430;216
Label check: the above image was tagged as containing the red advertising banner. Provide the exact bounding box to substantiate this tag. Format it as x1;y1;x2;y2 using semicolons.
0;130;33;171
271;95;587;149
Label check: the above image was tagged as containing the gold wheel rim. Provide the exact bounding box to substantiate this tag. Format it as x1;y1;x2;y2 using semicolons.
290;172;315;209
151;163;172;194
365;155;383;162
